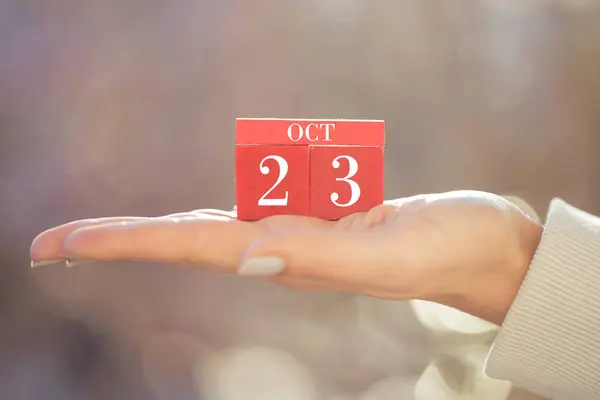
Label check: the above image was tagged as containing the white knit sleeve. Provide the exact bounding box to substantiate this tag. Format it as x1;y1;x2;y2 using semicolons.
486;198;600;399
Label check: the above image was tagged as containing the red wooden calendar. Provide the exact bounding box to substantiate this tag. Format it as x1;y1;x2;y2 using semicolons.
235;118;385;221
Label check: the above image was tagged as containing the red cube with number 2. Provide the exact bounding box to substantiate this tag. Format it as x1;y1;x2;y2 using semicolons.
235;145;310;220
235;118;385;221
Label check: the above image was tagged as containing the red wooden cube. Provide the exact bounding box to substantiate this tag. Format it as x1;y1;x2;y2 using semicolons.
235;118;385;221
309;146;384;220
235;145;310;221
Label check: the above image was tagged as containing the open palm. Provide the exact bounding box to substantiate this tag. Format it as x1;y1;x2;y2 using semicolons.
30;190;541;324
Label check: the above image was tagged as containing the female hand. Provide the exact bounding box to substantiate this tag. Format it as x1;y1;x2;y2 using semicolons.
30;190;542;325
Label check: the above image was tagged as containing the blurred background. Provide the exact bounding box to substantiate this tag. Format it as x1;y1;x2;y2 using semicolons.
1;0;600;399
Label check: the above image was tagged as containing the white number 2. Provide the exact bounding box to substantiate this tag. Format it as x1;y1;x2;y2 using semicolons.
330;155;361;207
258;155;289;206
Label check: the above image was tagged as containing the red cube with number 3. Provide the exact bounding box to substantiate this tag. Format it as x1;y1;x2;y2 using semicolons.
235;118;385;221
309;146;384;220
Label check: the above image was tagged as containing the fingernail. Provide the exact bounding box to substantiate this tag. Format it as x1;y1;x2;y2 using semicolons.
66;259;95;268
30;259;64;268
238;257;285;276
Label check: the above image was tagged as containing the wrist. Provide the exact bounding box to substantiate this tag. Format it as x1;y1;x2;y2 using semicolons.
478;212;543;325
432;210;544;325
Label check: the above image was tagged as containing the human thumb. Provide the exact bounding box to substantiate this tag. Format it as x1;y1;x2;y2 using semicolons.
237;231;386;284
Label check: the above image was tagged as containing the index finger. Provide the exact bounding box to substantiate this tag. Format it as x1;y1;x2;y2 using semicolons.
30;217;149;263
60;216;264;272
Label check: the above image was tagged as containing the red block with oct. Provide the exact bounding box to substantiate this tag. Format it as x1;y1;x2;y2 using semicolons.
235;118;385;221
236;118;385;146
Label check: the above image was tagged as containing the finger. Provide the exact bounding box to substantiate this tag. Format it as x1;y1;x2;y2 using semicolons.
61;216;263;272
30;211;235;263
165;209;236;219
238;231;389;286
192;209;237;218
30;217;149;263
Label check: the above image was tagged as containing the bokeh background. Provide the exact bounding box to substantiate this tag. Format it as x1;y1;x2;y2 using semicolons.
1;0;600;399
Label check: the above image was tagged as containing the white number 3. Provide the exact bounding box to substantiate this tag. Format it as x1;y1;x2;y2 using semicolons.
330;155;361;207
258;155;289;206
